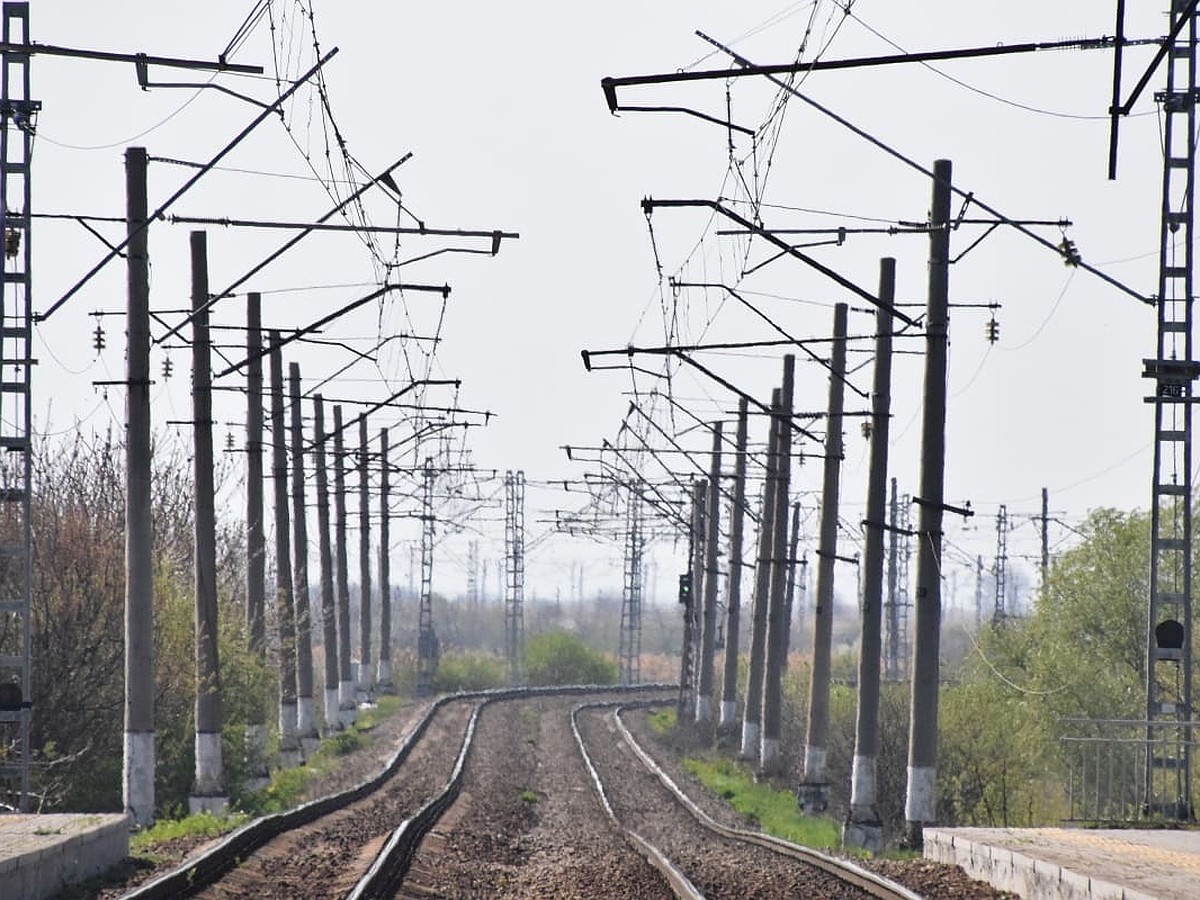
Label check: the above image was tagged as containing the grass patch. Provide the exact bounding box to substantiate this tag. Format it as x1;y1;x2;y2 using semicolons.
647;707;676;734
354;694;403;732
519;789;539;805
684;757;841;849
130;811;250;853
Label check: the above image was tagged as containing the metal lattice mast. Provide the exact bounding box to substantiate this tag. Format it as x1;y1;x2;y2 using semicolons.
0;1;34;811
993;504;1009;625
504;470;526;686
884;479;900;682
885;491;913;681
898;494;912;678
416;458;438;697
619;488;644;685
1143;0;1198;819
466;539;479;606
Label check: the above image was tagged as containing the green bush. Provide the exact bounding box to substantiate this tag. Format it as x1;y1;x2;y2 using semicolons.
524;632;617;686
432;651;506;693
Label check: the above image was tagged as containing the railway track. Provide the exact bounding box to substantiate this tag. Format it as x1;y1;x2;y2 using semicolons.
119;686;670;900
120;687;920;899
572;702;921;900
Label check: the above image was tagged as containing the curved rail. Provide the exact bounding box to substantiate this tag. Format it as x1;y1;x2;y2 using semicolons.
346;701;484;900
121;684;673;900
611;706;923;900
571;700;704;900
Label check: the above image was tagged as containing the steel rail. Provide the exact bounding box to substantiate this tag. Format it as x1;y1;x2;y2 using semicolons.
572;700;705;899
119;684;675;900
611;705;923;900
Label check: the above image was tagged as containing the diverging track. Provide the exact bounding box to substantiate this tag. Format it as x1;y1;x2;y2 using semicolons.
572;703;923;900
120;689;920;899
121;686;671;900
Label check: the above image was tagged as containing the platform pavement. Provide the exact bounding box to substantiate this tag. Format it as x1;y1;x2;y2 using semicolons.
926;826;1200;900
0;812;129;900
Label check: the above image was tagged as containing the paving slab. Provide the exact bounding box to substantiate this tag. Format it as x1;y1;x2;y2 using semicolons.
0;813;129;900
927;826;1200;900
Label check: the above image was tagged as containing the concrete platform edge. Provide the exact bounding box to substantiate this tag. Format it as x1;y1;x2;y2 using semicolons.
0;813;130;900
925;828;1158;900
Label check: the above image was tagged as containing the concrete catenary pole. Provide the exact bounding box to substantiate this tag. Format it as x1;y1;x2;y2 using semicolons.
244;291;269;788
312;396;340;733
377;427;393;689
677;480;705;718
268;333;300;767
357;417;373;700
719;398;750;731
845;259;896;851
332;406;355;727
696;421;724;724
188;231;226;813
905;158;953;848
800;305;849;805
739;388;782;759
123;146;155;827
289;363;318;751
761;354;797;775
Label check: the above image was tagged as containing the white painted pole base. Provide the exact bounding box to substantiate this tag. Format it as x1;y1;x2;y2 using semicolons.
356;661;373;702
718;700;738;730
850;753;877;812
797;744;830;811
376;659;392;691
905;765;937;823
738;720;759;760
324;688;342;732
297;696;317;738
189;731;228;815
694;694;712;722
803;744;827;783
124;730;156;828
760;736;783;774
845;753;883;850
243;723;271;792
278;701;303;768
338;680;357;728
297;696;321;756
193;730;224;794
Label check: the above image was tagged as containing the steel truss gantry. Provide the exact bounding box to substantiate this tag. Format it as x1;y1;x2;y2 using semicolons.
504;470;525;686
619;489;644;685
416;458;438;697
0;1;34;812
1142;0;1199;821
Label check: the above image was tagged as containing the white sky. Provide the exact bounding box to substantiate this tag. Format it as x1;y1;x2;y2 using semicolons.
20;2;1180;621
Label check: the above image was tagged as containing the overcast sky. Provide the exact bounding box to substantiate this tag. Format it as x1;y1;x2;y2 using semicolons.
21;2;1179;619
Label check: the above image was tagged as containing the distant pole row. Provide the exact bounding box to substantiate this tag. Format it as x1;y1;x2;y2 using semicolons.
672;160;955;851
122;146;403;827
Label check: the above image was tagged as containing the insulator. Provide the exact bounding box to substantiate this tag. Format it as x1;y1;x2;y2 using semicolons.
861;419;873;440
1058;236;1082;267
4;228;20;259
92;324;106;353
986;318;1000;345
161;356;174;380
225;432;235;452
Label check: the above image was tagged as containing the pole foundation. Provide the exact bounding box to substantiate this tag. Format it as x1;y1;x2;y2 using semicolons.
123;731;155;828
738;721;759;760
760;735;784;775
243;723;270;793
323;688;341;733
189;731;228;815
338;680;357;728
